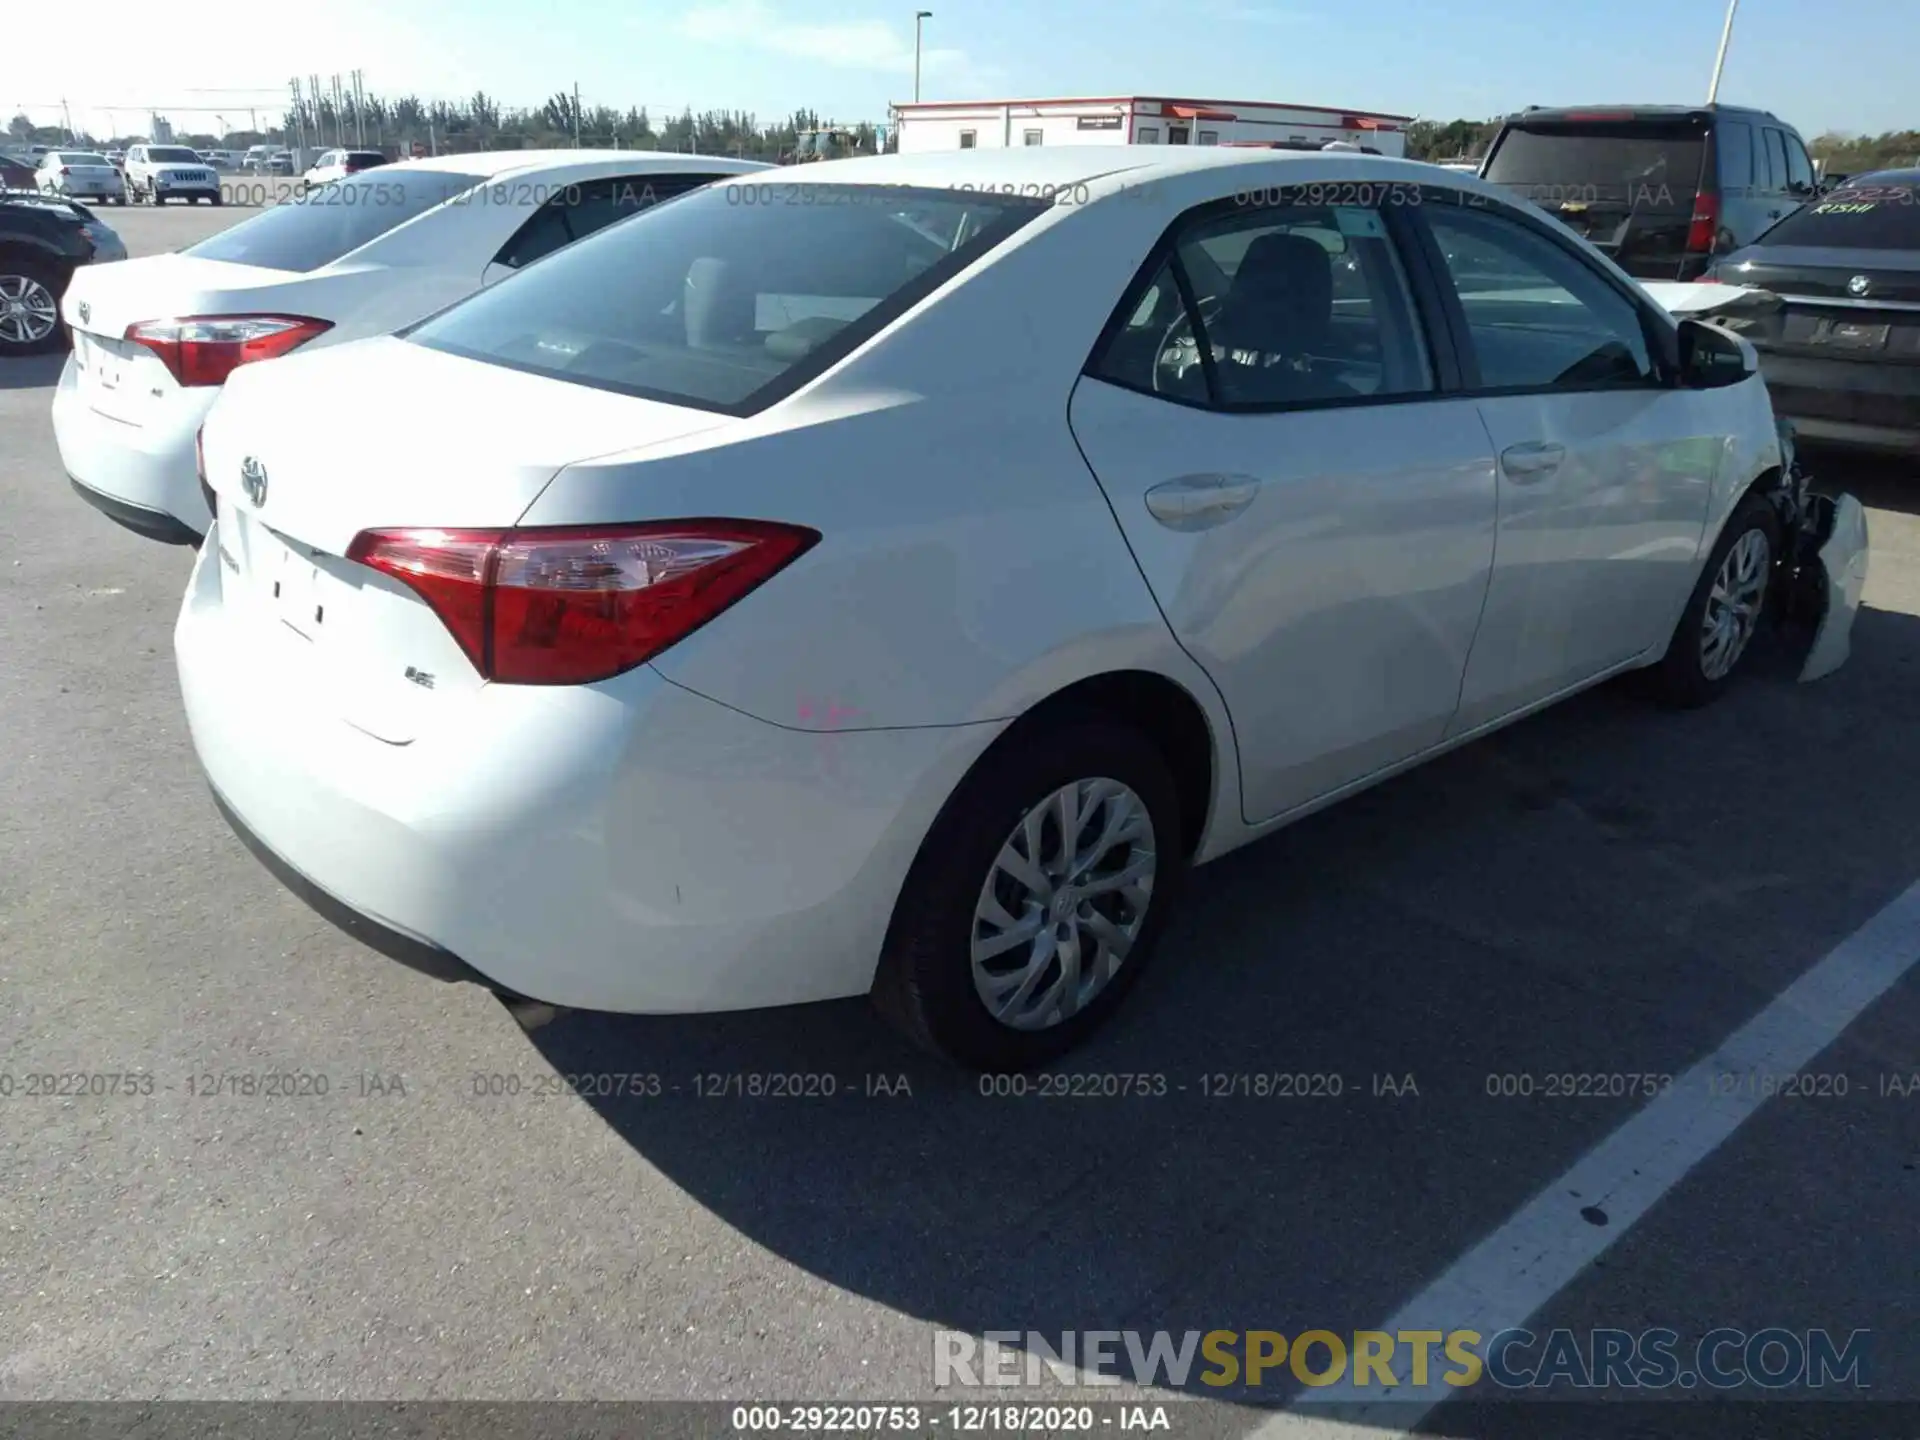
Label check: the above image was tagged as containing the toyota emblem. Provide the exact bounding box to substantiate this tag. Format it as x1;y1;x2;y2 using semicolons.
76;300;90;324
240;455;269;507
1848;274;1872;298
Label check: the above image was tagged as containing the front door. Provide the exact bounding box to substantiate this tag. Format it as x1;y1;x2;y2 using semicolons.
1068;193;1498;824
1415;200;1722;734
1166;124;1191;146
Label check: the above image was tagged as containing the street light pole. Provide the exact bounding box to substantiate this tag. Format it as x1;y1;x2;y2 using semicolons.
913;10;932;103
1707;0;1739;104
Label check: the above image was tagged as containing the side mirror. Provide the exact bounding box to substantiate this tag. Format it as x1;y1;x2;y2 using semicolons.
1677;316;1758;388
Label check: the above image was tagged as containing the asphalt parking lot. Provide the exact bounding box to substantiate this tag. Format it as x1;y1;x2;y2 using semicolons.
2;200;1917;1432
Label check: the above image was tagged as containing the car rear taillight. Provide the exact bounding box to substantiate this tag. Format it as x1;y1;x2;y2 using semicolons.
59;166;72;176
346;521;820;685
124;315;332;387
1686;190;1721;254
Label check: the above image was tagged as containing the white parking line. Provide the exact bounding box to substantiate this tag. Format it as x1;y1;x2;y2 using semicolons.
1258;879;1920;1439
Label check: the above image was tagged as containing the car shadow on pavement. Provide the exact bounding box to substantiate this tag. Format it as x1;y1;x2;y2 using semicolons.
524;604;1920;1415
1806;446;1919;517
0;350;67;391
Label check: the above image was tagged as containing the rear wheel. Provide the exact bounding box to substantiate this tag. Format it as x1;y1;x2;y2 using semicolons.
872;713;1187;1070
0;255;65;357
1648;492;1782;707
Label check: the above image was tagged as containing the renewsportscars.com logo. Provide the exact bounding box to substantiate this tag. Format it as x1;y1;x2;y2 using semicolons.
934;1328;1871;1392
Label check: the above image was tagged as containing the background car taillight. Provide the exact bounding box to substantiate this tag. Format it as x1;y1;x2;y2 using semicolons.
1686;190;1721;254
124;315;332;387
346;521;820;685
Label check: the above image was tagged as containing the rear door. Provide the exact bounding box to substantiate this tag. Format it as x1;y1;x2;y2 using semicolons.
1066;188;1500;825
1481;114;1709;280
1411;195;1724;731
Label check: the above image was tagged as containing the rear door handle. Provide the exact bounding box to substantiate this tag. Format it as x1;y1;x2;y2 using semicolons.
1143;473;1263;531
1499;442;1566;484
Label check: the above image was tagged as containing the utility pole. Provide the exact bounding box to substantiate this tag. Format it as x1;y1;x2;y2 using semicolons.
1706;0;1739;104
573;82;582;147
290;78;304;155
913;11;932;103
61;96;75;143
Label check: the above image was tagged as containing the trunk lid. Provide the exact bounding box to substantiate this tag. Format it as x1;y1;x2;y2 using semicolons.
1718;247;1920;364
199;337;733;741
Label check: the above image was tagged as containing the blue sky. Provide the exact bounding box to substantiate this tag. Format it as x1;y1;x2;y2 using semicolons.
24;0;1918;141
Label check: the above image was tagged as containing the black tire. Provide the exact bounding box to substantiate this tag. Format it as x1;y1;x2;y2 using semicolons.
210;192;224;207
1648;491;1783;708
0;253;67;358
871;711;1188;1070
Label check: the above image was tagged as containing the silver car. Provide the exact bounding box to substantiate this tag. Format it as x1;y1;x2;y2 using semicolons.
35;151;125;205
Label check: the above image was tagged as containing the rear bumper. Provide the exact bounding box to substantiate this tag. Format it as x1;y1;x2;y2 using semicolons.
51;353;215;537
175;528;1001;1013
1755;350;1920;453
69;476;201;546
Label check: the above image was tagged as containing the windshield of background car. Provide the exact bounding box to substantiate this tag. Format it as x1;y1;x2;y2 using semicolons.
1756;181;1920;249
346;152;387;167
1483;122;1707;205
407;181;1052;413
184;170;485;272
147;148;202;163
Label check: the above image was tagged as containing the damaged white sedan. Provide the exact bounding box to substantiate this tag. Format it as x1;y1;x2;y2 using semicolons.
181;150;1868;1069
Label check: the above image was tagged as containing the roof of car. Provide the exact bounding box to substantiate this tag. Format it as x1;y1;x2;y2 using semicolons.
384;148;766;178
1503;103;1782;124
786;143;1442;191
1849;168;1920;186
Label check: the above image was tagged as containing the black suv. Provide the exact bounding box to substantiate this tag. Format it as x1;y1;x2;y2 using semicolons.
1479;104;1818;280
0;192;101;356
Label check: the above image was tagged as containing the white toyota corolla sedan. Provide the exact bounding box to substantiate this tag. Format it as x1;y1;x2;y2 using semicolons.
180;147;1866;1069
53;150;771;546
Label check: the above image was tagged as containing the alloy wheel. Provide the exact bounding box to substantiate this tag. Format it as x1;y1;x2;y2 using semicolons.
970;777;1157;1031
0;273;58;346
1700;526;1771;681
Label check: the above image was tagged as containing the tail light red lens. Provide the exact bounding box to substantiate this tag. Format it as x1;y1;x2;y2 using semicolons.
124;315;332;387
1685;190;1721;254
346;521;820;685
59;166;72;176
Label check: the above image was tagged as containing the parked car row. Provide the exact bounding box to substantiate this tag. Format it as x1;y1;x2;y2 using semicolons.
37;144;1867;1067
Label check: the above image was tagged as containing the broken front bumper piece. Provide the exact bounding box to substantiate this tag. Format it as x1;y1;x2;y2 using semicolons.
1797;491;1869;683
1770;420;1869;683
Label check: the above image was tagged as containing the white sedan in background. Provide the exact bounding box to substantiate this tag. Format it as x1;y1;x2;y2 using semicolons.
54;150;770;545
36;151;125;203
182;147;1865;1070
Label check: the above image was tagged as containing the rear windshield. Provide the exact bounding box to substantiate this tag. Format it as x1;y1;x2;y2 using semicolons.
407;182;1050;414
346;152;387;166
1757;183;1920;249
56;154;113;167
184;169;485;272
147;147;202;163
1483;122;1707;207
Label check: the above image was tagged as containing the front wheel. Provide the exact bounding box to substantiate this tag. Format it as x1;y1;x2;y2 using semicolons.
872;713;1187;1070
1648;492;1782;707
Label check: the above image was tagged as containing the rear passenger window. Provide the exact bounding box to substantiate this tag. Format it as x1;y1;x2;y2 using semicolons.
1088;199;1433;408
1717;120;1754;194
1762;129;1789;192
1423;204;1656;391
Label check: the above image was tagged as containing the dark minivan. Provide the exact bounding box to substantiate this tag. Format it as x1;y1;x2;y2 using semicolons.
1479;104;1818;281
